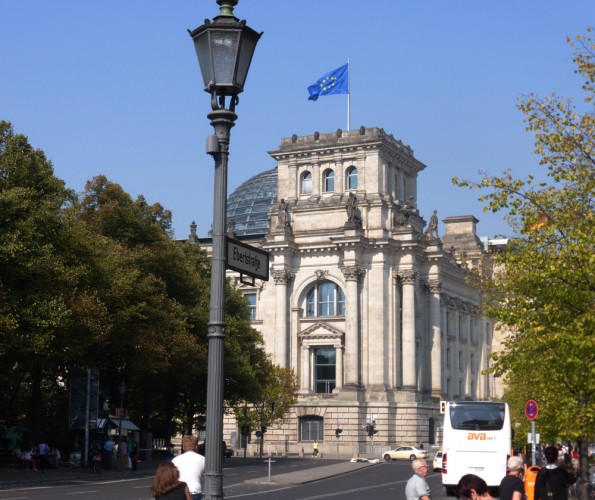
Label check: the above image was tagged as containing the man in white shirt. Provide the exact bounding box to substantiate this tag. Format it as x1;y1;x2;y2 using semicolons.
172;435;205;500
405;458;431;500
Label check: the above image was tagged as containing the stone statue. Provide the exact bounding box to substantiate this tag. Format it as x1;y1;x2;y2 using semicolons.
277;199;291;228
346;192;358;221
422;210;439;240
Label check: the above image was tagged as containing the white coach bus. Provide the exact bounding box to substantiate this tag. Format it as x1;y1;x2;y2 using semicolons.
442;401;511;495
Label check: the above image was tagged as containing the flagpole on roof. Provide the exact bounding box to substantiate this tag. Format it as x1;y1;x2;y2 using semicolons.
347;58;350;131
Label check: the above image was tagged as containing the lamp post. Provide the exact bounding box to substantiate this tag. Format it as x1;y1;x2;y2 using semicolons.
189;2;261;498
117;379;126;470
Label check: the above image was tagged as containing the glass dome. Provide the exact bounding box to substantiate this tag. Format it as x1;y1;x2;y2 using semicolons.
226;167;278;236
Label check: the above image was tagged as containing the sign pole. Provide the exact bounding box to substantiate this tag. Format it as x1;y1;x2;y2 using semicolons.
531;420;536;466
525;400;539;466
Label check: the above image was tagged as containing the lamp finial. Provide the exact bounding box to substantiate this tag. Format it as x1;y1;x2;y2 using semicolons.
216;0;238;17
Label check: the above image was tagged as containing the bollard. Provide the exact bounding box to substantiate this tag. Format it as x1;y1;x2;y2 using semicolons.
299;447;304;459
524;465;541;500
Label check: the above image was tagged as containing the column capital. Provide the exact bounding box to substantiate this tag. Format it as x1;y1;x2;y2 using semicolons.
341;265;366;281
271;269;295;285
397;269;417;285
427;278;443;294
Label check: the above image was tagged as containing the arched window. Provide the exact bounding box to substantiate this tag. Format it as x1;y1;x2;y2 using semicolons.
345;166;358;190
322;169;334;192
306;281;345;317
301;171;312;194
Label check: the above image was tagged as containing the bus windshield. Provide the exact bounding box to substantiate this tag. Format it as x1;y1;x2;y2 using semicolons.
449;402;506;431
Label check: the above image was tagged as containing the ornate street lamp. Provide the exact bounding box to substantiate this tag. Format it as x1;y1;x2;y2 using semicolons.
189;2;261;499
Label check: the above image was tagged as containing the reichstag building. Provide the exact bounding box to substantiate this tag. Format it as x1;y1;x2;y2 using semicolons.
189;126;497;456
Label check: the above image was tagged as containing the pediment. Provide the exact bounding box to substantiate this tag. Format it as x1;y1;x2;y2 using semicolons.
298;322;344;340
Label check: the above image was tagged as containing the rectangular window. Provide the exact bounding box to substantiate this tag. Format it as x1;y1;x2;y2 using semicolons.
244;293;256;320
299;416;324;441
314;348;336;393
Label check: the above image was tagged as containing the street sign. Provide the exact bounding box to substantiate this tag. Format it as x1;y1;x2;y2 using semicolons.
226;237;269;281
527;433;540;444
525;400;539;420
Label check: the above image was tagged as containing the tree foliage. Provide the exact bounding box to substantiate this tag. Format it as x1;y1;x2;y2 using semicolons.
453;30;594;493
0;122;272;451
234;364;299;457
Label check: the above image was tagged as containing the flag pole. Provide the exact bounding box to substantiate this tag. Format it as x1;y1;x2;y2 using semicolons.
347;58;350;131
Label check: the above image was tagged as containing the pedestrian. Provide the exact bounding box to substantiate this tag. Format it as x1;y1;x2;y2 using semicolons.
103;436;115;470
535;445;575;500
456;474;494;499
127;438;133;469
499;456;526;500
150;461;191;499
571;447;579;471
37;439;49;473
312;440;319;457
131;440;139;471
118;437;128;470
171;435;205;500
405;458;431;500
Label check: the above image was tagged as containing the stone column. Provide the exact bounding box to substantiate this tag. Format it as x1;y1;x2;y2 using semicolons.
440;296;448;396
392;271;403;388
300;344;310;393
453;305;460;397
400;269;417;390
335;160;344;195
428;279;443;397
288;161;298;203
271;269;295;367
313;162;321;196
334;341;344;390
463;311;472;395
396;169;405;201
341;265;365;387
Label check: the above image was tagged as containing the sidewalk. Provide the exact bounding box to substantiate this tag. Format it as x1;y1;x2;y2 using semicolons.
0;461;156;490
0;457;378;490
244;459;378;485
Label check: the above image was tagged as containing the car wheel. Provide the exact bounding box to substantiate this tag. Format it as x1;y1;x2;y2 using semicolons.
409;454;416;460
383;454;392;462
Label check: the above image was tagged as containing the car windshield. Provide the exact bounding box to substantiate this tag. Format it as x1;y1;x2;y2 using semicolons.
449;402;505;431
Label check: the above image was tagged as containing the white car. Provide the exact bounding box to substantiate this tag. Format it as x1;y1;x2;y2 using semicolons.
433;450;443;471
382;446;430;461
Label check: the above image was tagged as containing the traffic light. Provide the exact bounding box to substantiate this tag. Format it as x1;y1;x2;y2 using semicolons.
440;401;447;414
367;423;378;437
335;428;343;438
241;425;251;436
261;426;267;435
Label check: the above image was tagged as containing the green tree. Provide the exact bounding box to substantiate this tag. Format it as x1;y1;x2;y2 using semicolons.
454;30;594;496
234;364;299;458
0;121;104;444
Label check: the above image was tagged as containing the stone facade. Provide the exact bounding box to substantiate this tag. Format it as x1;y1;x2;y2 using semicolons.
196;127;497;456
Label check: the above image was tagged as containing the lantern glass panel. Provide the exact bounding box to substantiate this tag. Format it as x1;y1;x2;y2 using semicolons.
194;31;213;88
236;33;257;88
211;29;240;87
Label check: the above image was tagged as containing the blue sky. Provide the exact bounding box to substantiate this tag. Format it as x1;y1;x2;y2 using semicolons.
2;0;593;239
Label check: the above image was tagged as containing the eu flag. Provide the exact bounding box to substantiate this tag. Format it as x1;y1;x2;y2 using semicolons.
307;64;349;101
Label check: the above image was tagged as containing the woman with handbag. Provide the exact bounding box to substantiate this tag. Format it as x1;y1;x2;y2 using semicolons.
535;446;575;500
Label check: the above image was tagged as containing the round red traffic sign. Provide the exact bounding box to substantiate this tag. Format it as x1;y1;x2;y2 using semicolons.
525;400;538;420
